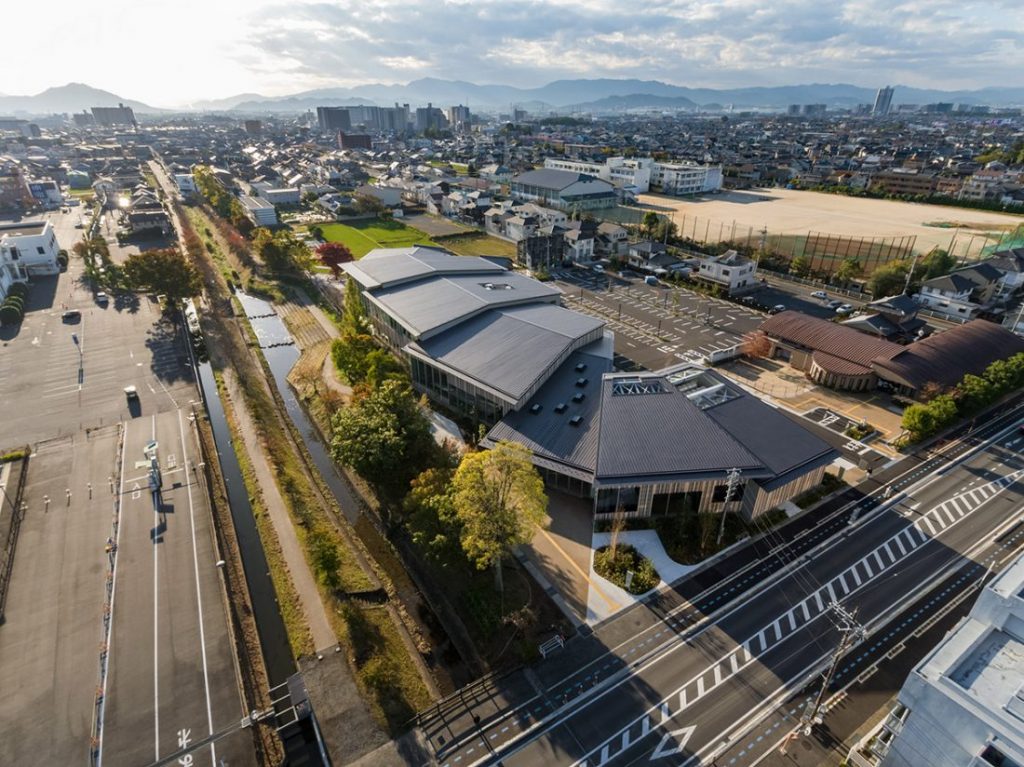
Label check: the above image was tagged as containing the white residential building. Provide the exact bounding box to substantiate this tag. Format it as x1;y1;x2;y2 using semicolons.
543;156;723;196
239;195;278;227
696;250;758;295
872;552;1024;767
650;161;724;196
0;220;61;283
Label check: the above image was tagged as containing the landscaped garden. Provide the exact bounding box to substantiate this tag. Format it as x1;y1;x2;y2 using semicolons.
593;544;660;594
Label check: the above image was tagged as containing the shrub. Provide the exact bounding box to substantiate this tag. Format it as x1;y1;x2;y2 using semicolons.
0;303;24;325
0;449;27;463
593;544;660;594
4;295;24;310
8;283;28;298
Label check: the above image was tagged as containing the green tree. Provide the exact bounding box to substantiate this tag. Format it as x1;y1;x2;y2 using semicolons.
122;248;201;301
868;260;911;297
330;380;435;504
354;193;386;215
641;211;660;238
789;254;812;277
920;248;957;280
403;466;463;565
957;373;995;413
833;257;862;287
450;441;548;593
342;276;370;335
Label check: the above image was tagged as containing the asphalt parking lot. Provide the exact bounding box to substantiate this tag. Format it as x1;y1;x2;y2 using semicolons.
0;208;255;764
0;220;195;446
100;409;252;767
552;268;765;370
0;428;120;766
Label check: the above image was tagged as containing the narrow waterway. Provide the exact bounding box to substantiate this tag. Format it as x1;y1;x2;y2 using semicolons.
236;293;363;524
194;357;297;688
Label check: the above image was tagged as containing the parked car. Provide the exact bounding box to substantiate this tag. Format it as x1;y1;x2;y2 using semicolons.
827;299;843;309
836;303;855;315
95;292;109;306
124;385;138;401
769;304;786;314
644;275;659;286
811;290;828;300
592;264;605;273
61;309;81;322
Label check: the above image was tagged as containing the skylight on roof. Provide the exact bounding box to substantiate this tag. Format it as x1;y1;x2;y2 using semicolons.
480;282;513;290
611;378;665;396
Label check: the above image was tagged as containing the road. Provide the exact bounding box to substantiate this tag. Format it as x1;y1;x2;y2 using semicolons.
99;408;252;766
428;411;1024;767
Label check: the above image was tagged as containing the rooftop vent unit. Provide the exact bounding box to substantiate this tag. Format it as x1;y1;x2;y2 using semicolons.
554;403;568;413
481;282;513;291
530;403;543;414
572;392;585;403
575;377;588;387
574;362;587;372
569;415;583;426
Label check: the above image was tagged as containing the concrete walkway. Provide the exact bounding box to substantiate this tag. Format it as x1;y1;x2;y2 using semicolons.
222;368;337;653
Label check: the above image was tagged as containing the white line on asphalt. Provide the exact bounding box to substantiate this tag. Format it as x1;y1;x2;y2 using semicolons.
178;408;217;766
152;414;160;760
97;419;130;767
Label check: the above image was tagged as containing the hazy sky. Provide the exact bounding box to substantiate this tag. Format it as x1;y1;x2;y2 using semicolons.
6;0;1022;106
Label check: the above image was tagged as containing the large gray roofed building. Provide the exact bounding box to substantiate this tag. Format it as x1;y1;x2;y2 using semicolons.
594;374;764;484
366;271;561;340
342;245;505;290
484;340;613;481
411;304;605;406
511;168;601;190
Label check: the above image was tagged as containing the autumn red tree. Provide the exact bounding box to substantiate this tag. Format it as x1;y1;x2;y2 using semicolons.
316;242;354;277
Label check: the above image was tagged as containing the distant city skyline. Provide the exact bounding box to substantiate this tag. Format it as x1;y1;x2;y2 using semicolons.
6;0;1023;107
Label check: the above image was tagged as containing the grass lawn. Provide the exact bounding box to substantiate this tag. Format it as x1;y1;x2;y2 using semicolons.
318;218;437;258
439;232;519;259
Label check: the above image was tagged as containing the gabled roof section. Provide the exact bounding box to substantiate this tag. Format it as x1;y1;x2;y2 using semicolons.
759;311;902;371
341;245;505;290
872;320;1024;391
594;372;765;483
411;304;605;404
512;168;602;190
366;271;561;340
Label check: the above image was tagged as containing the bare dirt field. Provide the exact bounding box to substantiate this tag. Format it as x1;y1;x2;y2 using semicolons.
639;188;1023;256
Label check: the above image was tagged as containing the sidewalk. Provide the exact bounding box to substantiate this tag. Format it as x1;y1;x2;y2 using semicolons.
221;368;337;653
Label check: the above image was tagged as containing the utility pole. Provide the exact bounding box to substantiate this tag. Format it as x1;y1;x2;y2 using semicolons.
717;467;743;544
802;603;864;735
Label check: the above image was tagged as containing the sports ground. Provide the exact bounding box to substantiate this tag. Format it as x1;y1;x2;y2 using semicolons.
639;188;1024;257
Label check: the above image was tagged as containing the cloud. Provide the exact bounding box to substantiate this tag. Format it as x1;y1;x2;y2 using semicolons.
241;0;1023;91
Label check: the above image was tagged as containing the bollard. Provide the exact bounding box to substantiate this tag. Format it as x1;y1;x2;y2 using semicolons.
108;475;114;494
43;495;50;511
66;489;72;506
88;482;93;499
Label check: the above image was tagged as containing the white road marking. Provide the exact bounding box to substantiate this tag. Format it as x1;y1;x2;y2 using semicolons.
152;415;160;760
178;408;217;765
96;419;130;767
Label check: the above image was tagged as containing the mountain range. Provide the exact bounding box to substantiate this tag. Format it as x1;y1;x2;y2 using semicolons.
3;79;1024;117
0;83;161;115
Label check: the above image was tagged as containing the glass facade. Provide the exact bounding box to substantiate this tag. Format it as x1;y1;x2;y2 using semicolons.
409;355;509;425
